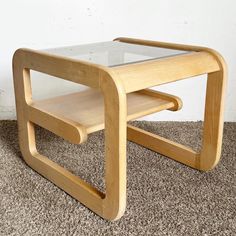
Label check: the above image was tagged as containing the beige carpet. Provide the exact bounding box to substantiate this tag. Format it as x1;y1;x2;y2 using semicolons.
0;121;235;235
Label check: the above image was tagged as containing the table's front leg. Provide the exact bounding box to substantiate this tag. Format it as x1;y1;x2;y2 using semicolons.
13;49;128;221
13;54;105;218
100;71;127;220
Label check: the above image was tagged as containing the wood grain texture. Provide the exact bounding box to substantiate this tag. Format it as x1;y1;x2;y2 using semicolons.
127;124;199;168
13;48;103;89
112;51;220;93
99;71;127;220
13;51;105;218
13;49;128;220
139;89;182;111
117;37;227;171
28;105;87;144
30;89;181;139
198;69;227;170
13;37;227;221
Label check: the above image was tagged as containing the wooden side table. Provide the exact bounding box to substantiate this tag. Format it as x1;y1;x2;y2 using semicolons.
13;37;227;220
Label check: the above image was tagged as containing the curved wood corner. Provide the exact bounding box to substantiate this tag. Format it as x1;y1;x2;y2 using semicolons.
112;38;221;93
114;37;227;171
98;69;127;221
13;38;228;222
198;64;227;171
194;45;227;171
18;122;105;218
139;89;183;111
28;105;88;144
13;47;128;220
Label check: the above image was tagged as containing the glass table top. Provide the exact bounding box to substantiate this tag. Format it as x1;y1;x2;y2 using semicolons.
43;41;188;67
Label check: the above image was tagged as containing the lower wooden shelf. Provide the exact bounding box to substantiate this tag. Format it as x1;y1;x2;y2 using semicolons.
29;89;179;140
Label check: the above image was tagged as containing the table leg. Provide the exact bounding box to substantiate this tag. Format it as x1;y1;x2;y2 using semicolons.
127;69;227;171
13;61;128;220
101;72;127;220
198;69;227;170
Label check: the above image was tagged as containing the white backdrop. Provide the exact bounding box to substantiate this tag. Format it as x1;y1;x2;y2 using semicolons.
0;0;235;121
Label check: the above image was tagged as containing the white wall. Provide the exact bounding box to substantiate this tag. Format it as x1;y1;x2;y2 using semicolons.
0;0;235;121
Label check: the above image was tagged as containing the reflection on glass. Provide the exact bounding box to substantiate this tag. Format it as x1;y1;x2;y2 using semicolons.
43;41;188;67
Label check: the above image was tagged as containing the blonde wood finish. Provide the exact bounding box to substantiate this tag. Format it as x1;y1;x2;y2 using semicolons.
112;51;220;93
115;37;227;171
99;72;127;220
127;125;199;168
13;37;227;221
13;49;128;221
28;105;87;144
114;37;223;55
198;69;227;170
13;48;102;89
29;89;181;142
139;89;183;111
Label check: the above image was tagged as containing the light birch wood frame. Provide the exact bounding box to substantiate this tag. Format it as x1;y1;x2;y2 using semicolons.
13;38;227;221
13;49;127;221
115;37;227;171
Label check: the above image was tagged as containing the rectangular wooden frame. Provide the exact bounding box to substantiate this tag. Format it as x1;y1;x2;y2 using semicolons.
13;37;227;221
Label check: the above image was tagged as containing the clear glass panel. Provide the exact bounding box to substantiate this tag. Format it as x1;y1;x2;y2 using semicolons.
43;41;188;67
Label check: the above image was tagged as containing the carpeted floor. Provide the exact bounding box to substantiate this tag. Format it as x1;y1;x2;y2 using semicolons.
0;121;235;236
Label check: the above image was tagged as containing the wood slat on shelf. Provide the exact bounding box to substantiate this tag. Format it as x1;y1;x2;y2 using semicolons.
29;89;176;135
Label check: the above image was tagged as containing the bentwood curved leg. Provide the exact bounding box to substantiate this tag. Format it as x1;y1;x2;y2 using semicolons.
127;67;227;171
13;50;127;221
121;37;227;171
198;68;227;170
13;38;227;221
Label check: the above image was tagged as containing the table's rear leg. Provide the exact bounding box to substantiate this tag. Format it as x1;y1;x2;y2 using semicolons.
128;67;227;171
198;69;227;170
